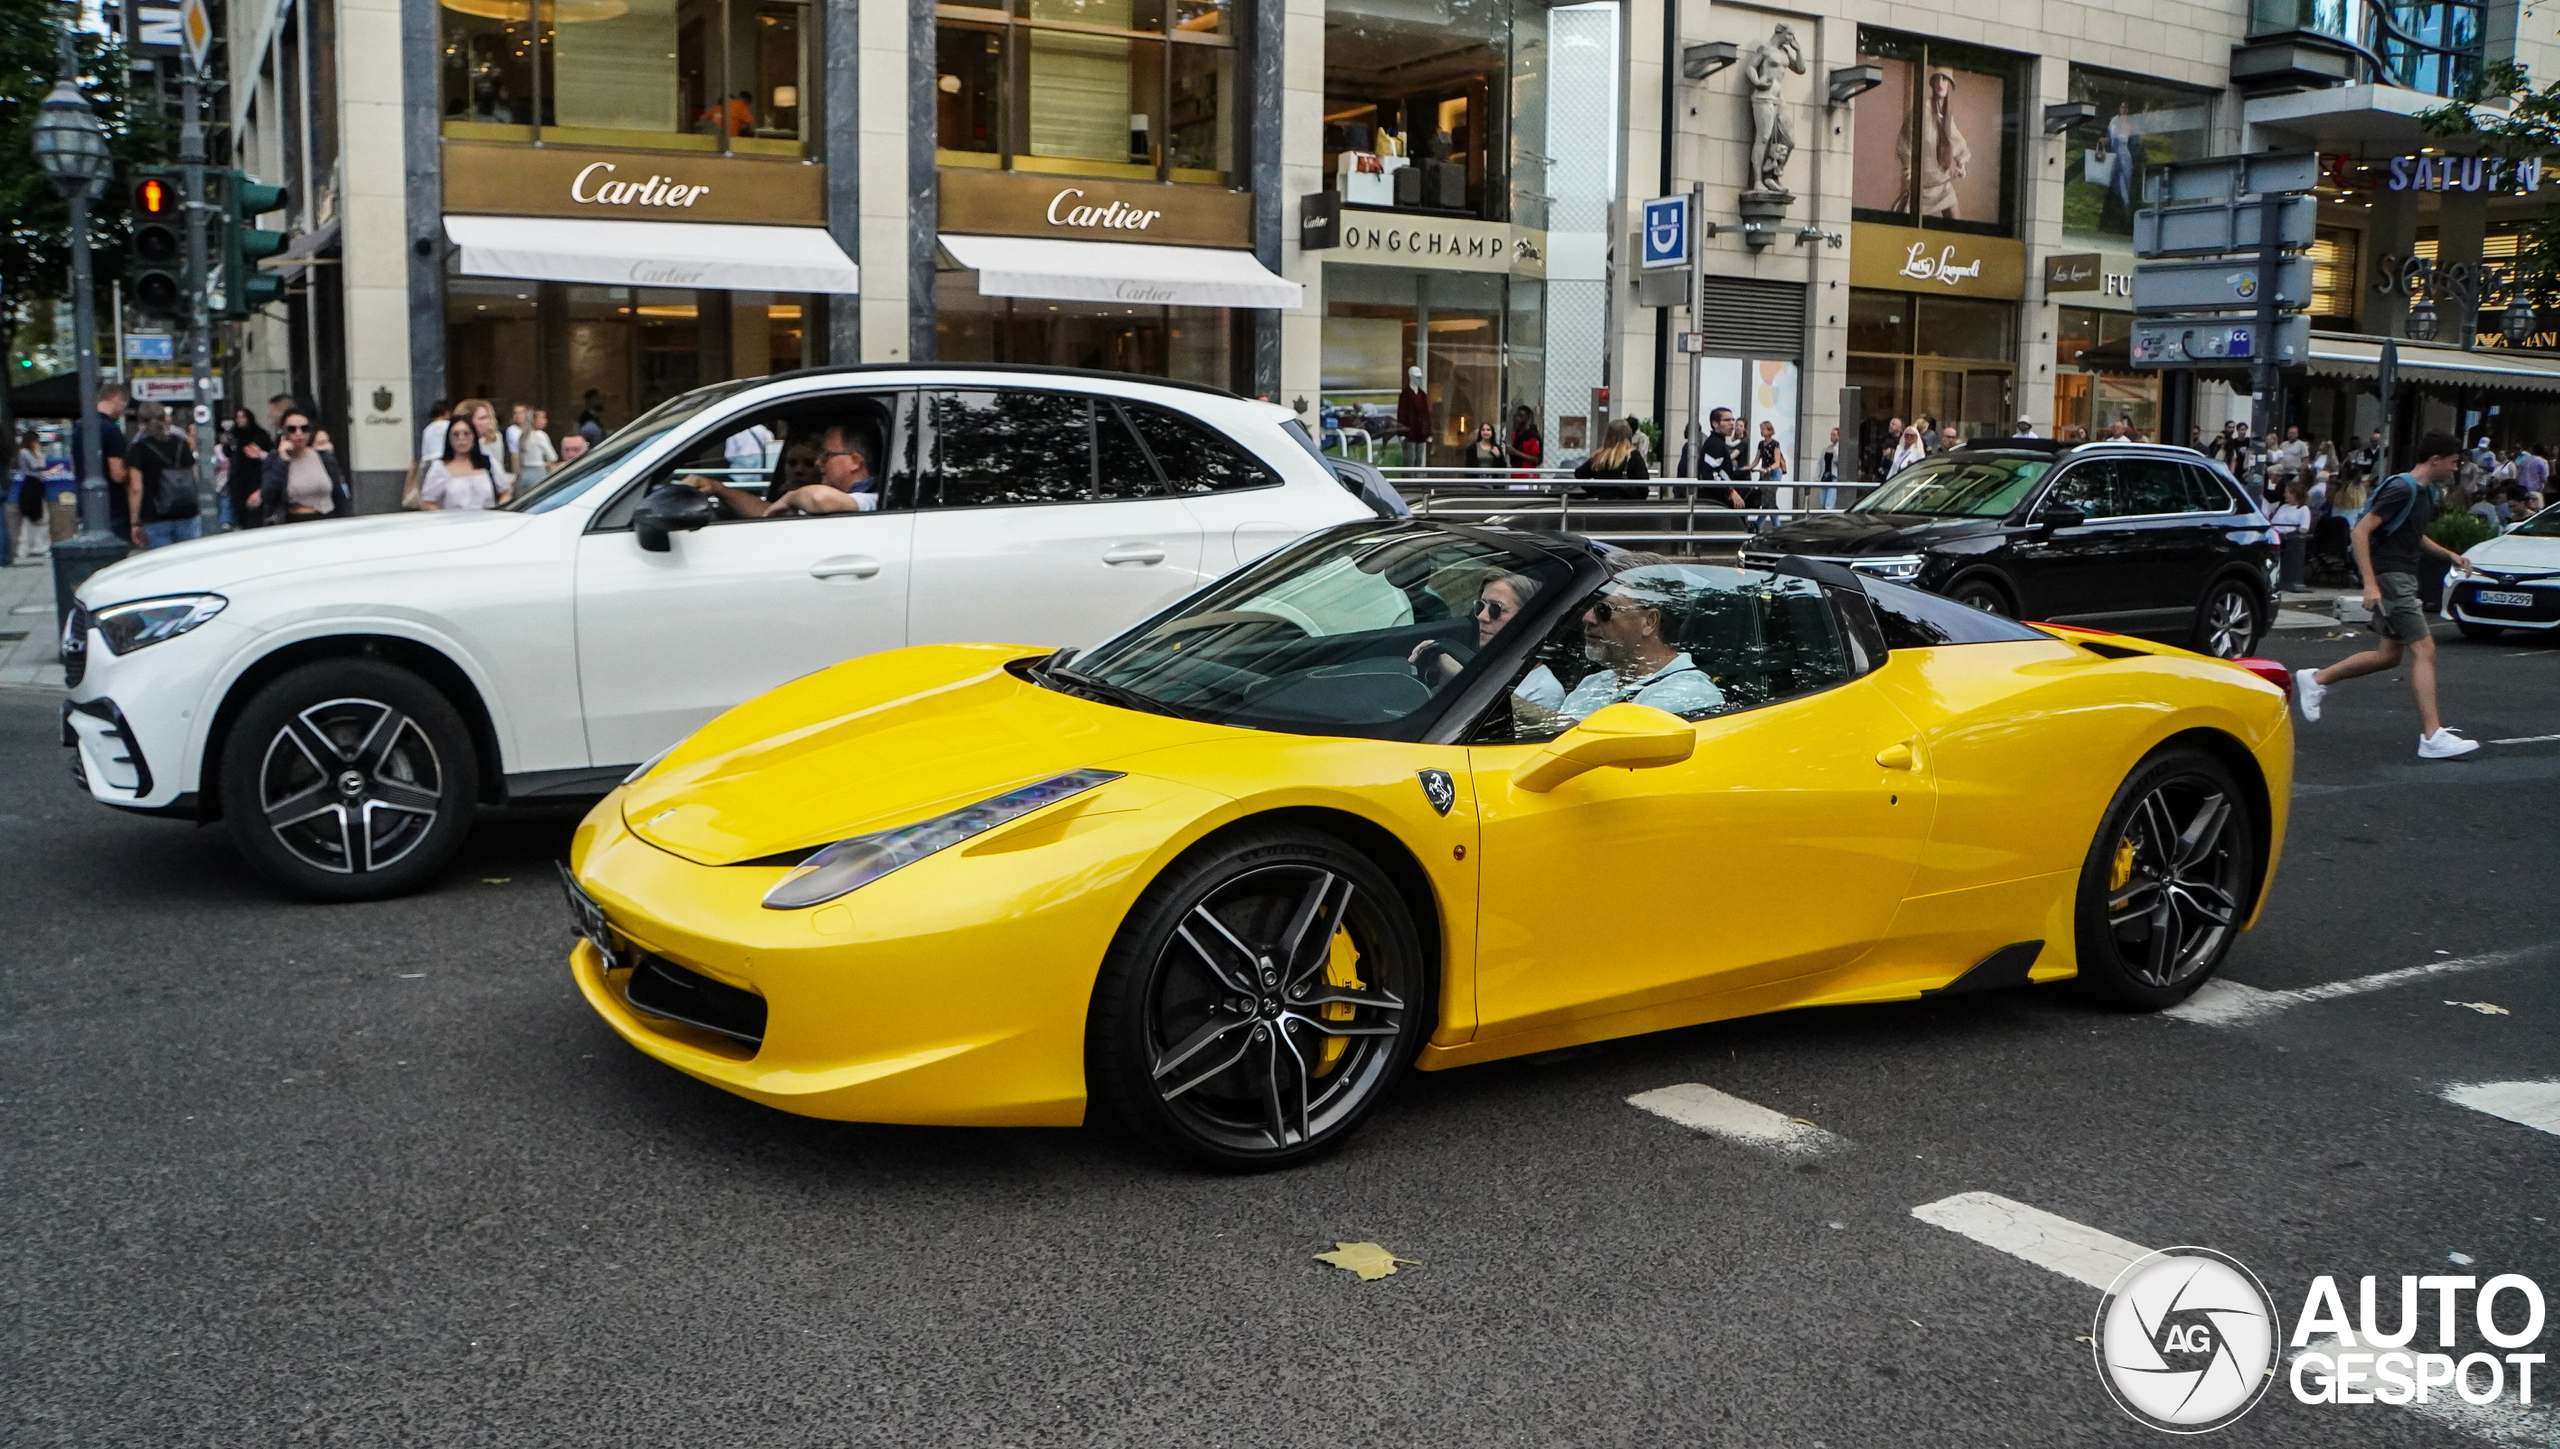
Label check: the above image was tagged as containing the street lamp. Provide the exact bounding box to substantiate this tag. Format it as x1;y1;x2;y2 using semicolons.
2407;297;2441;343
2503;293;2536;346
31;30;127;637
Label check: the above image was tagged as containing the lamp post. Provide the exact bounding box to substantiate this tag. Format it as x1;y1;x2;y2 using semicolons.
32;31;127;637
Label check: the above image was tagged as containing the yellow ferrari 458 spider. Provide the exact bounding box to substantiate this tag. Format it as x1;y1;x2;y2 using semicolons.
563;519;2292;1168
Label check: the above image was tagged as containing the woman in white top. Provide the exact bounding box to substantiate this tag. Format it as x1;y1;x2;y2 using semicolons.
1887;425;1928;478
516;408;559;488
419;417;509;511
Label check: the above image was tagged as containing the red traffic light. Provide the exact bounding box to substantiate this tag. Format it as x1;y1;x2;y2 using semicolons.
136;176;170;215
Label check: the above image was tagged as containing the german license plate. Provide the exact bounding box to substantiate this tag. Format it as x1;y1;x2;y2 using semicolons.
2476;589;2533;608
555;862;622;971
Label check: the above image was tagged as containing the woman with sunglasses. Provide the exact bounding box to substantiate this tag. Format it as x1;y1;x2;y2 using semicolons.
416;416;508;512
259;408;351;523
1408;569;1543;685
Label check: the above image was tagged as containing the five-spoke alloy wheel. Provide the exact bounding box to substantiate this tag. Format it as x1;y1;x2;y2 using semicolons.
1088;827;1429;1169
221;660;478;902
2073;747;2257;1009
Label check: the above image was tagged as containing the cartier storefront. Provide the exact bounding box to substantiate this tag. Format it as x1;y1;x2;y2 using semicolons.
439;143;860;437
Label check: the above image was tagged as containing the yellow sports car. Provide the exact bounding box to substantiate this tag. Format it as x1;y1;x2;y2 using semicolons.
563;520;2292;1168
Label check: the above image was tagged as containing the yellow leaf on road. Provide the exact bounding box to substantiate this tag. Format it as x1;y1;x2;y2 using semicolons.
2446;1000;2512;1015
1314;1241;1415;1281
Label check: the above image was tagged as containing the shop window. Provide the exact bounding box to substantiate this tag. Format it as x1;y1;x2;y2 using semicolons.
2060;67;2211;244
1845;288;2015;456
439;0;811;156
1322;0;1519;222
931;0;1237;183
1851;29;2022;237
2310;227;2360;325
935;272;1239;389
1848;291;1914;355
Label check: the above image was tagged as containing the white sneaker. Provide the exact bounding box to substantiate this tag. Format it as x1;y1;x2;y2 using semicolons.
2419;728;2480;760
2295;669;2326;723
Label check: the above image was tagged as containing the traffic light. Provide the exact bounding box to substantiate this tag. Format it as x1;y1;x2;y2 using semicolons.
129;169;183;317
215;169;291;320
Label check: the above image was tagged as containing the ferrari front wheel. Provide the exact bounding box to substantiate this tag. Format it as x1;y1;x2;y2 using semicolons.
1087;826;1429;1170
2072;747;2257;1010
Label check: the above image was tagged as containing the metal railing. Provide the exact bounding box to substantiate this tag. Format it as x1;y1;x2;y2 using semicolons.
1379;466;1880;549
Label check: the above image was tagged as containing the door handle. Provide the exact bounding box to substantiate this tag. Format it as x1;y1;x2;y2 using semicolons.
809;555;881;581
1102;544;1167;566
1875;740;1919;771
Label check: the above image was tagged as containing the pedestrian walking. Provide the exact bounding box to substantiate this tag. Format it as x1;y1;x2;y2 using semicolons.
452;397;516;497
124;402;203;551
557;433;589;465
2516;443;2550;507
1571;418;1648;500
517;409;559;489
419;416;509;511
1506;404;1543;480
1888;424;1927;478
576;390;607;446
11;429;47;564
224;407;273;530
1818;426;1840;508
70;382;132;541
261;407;351;524
2270;481;2311;593
1463;422;1504;479
2013;415;2036;438
418;399;452;465
2295;433;2483;759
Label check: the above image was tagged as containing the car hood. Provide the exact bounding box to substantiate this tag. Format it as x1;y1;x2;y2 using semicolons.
1751;511;2001;556
620;644;1236;865
74;509;535;606
2469;530;2560;578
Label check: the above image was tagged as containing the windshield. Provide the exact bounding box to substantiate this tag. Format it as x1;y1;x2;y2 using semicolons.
1065;524;1578;736
1854;455;2052;518
506;376;769;514
2516;504;2560;538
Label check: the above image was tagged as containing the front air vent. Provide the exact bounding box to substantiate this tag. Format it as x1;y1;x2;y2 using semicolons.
2078;640;2149;660
624;952;767;1048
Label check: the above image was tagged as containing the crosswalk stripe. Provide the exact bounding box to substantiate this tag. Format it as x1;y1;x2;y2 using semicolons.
2443;1081;2560;1137
1908;1191;2147;1291
1627;1083;1844;1157
2164;946;2548;1027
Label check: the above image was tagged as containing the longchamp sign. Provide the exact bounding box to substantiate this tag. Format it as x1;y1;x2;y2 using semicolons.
938;167;1252;248
442;141;826;226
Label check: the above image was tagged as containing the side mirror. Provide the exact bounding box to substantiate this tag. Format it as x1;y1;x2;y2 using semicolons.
2036;502;2086;533
631;485;719;553
1513;702;1698;793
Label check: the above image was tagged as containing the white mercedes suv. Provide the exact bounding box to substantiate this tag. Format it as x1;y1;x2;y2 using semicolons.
63;366;1382;900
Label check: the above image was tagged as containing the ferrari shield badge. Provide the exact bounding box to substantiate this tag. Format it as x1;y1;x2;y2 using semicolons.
1417;769;1456;816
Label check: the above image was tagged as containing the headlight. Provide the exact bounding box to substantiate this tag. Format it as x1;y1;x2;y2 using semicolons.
762;768;1124;910
90;594;226;655
1848;556;1926;583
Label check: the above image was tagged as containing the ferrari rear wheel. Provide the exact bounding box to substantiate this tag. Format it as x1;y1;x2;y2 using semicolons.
1087;826;1429;1170
2073;747;2256;1010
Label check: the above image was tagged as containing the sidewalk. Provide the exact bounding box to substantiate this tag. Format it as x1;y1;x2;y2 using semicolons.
0;556;65;690
2272;584;2357;634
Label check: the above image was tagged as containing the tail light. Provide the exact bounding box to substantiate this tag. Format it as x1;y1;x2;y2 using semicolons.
2229;656;2292;695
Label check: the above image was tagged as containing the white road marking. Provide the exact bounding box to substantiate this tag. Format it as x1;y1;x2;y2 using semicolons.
2444;1081;2560;1137
1915;1195;2559;1444
2163;947;2548;1027
2489;733;2560;745
1627;1083;1844;1157
1908;1192;2146;1292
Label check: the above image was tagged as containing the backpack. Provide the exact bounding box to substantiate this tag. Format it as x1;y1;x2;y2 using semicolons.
136;435;199;520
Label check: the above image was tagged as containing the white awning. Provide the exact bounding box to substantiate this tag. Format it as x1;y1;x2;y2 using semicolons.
444;215;860;294
939;233;1301;310
2306;332;2560;396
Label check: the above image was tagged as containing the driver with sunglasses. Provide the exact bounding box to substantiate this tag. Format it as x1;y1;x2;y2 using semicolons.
1410;569;1544;684
1515;560;1723;722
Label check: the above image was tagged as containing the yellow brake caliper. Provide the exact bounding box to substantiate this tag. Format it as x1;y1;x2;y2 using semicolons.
1316;927;1362;1075
2111;834;2139;892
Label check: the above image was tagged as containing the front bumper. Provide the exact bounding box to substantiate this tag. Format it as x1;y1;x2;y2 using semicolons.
62;614;234;813
2446;573;2560;631
566;774;1224;1127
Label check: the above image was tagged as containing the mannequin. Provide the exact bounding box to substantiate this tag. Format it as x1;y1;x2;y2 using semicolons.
1396;364;1433;466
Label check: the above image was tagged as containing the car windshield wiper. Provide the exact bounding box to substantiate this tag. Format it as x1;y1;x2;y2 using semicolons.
1031;656;1196;722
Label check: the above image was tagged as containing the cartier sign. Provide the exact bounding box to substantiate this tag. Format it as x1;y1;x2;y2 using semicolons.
939;167;1252;248
1850;221;2024;299
442;141;825;226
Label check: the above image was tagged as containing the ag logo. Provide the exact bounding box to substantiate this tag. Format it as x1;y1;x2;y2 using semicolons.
2094;1247;2281;1433
1417;769;1456;816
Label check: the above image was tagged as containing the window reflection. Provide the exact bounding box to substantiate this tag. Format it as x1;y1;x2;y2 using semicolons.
439;0;811;154
932;0;1237;182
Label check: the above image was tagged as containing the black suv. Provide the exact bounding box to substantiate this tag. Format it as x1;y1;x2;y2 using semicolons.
1744;440;2276;657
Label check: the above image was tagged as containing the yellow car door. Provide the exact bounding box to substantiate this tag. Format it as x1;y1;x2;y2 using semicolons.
1464;565;1936;1046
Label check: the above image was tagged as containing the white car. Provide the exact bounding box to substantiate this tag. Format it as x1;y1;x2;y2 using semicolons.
63;366;1380;899
2446;503;2560;640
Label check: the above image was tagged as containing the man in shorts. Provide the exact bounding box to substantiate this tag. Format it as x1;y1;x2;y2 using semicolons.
2295;432;2480;758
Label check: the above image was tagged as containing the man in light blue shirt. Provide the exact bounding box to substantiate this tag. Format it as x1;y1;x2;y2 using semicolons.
1517;565;1725;721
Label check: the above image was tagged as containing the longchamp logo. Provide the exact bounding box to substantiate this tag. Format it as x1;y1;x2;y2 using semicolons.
2094;1248;2281;1433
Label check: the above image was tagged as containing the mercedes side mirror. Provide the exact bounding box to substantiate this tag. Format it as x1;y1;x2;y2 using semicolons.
632;485;719;553
2036;502;2086;534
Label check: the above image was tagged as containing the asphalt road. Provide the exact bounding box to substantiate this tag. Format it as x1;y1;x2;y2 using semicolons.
6;621;2557;1447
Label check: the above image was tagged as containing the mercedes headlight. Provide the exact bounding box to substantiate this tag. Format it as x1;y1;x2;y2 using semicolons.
762;768;1123;910
91;594;227;655
1848;556;1926;583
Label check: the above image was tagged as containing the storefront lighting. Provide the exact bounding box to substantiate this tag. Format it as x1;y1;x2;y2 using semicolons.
2408;299;2440;342
438;0;627;21
770;85;797;109
1682;42;1737;82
